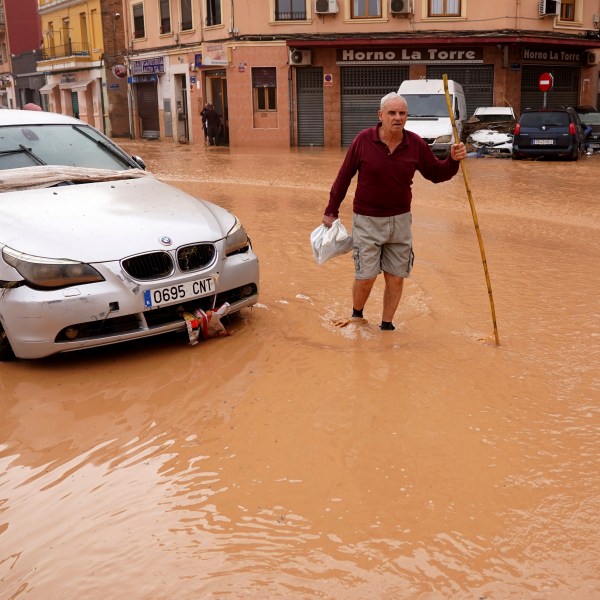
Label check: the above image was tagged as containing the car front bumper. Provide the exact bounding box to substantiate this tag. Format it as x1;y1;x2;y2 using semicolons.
0;251;259;359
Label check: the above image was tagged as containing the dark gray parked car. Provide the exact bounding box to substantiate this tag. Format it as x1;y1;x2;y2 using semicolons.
512;107;587;161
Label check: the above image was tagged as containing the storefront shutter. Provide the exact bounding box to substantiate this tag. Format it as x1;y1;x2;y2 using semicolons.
297;67;324;147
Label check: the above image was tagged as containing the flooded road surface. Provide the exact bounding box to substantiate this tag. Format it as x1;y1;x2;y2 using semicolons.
1;142;599;599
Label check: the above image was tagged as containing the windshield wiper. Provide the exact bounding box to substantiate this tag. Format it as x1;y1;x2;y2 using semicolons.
0;144;47;165
71;125;133;168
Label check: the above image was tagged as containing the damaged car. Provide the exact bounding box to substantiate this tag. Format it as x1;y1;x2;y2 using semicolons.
0;110;259;360
465;107;517;156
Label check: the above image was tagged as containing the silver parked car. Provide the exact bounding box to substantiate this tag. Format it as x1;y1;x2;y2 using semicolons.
0;110;259;360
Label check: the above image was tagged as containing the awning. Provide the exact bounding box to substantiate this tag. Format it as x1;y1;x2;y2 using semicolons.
39;82;58;94
59;78;93;91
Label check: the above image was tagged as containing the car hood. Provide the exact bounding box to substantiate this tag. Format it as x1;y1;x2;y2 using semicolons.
405;117;454;138
0;175;235;262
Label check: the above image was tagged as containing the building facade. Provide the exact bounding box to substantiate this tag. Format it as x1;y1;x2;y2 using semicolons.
36;0;130;137
121;0;600;147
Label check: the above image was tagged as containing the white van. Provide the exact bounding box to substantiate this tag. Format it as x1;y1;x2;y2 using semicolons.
397;79;467;158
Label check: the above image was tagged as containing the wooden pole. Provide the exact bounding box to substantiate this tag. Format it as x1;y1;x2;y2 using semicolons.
442;74;500;346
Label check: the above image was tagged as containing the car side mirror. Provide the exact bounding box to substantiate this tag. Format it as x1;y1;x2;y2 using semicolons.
131;155;146;170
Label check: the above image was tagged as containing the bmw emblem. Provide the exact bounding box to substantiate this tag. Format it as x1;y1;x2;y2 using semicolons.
159;236;173;246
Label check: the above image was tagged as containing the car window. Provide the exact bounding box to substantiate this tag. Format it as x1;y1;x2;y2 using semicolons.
0;125;133;171
403;94;452;118
520;112;569;128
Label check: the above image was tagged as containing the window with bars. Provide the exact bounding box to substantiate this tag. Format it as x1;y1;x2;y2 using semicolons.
159;0;171;33
181;0;192;29
206;0;222;26
133;3;145;38
352;0;382;18
252;67;277;111
275;0;307;20
428;0;461;17
560;0;575;21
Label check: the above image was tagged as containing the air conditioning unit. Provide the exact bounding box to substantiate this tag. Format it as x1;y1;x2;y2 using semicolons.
390;0;413;15
315;0;338;15
539;0;559;16
585;50;600;66
289;49;312;66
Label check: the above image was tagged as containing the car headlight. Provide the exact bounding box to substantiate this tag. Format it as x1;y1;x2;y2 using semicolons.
435;135;453;144
2;246;105;289
224;217;250;256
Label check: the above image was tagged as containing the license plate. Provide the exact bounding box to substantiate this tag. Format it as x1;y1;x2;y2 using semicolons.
532;139;555;145
143;277;215;309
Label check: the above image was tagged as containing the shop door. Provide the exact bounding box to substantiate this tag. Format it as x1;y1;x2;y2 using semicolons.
207;75;228;145
175;74;189;143
71;91;79;118
296;67;324;146
520;65;579;112
136;82;160;139
427;65;494;117
341;66;409;146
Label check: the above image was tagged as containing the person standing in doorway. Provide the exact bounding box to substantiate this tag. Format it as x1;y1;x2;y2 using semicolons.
200;103;210;145
205;104;222;147
321;91;467;331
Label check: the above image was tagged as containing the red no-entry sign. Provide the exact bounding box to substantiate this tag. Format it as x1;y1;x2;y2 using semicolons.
538;72;554;93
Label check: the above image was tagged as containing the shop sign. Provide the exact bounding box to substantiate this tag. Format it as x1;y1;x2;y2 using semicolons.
194;53;203;68
336;47;483;65
127;74;159;84
522;47;582;63
130;56;166;75
202;44;227;66
60;73;77;83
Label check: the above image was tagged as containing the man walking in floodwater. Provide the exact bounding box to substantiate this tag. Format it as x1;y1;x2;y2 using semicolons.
322;91;467;331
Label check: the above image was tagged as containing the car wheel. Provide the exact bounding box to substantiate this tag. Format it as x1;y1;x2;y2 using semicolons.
0;322;16;361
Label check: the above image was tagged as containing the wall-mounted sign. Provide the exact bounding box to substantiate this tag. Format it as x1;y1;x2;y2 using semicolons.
202;44;227;66
112;64;127;78
129;56;165;75
127;74;158;84
60;73;77;83
522;47;582;63
336;47;483;65
324;73;333;86
194;53;203;68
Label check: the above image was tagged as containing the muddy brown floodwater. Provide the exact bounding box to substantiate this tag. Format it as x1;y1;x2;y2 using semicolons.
1;141;599;600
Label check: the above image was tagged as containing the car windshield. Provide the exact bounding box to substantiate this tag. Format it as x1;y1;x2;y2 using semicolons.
580;112;600;125
0;124;134;171
520;112;569;128
475;113;515;123
403;94;451;118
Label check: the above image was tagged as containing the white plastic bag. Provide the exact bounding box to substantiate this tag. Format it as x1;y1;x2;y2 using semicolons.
310;219;353;266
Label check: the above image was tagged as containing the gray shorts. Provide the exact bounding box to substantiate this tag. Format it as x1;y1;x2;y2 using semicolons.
352;212;414;279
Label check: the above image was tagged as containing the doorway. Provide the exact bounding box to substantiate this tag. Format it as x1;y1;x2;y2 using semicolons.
206;72;229;145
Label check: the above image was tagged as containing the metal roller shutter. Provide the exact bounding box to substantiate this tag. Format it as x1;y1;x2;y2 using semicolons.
426;65;494;117
136;82;160;139
341;66;409;146
520;66;579;112
297;67;324;147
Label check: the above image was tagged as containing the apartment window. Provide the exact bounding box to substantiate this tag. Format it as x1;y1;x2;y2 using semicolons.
428;0;460;17
252;67;277;111
352;0;382;18
133;3;145;38
206;0;222;26
275;0;307;20
560;0;575;21
160;0;171;33
181;0;192;29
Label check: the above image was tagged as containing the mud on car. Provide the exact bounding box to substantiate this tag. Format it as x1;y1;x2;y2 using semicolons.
0;110;259;360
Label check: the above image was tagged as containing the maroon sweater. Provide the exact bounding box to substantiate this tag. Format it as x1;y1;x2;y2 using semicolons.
325;123;460;218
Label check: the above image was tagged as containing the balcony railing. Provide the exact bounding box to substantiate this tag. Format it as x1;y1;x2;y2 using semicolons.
275;11;307;20
41;42;90;60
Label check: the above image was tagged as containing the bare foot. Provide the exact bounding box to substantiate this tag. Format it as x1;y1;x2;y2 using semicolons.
331;317;368;328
